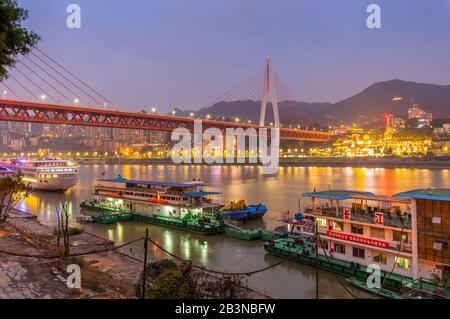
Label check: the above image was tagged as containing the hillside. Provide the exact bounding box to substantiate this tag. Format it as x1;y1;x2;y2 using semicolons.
172;80;450;126
319;80;450;123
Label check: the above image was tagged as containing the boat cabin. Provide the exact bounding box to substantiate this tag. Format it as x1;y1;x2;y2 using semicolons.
93;177;221;219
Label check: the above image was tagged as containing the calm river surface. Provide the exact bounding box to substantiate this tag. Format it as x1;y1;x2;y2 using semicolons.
18;165;450;299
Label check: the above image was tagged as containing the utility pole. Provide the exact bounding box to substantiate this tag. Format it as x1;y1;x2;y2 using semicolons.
315;220;319;300
141;228;149;299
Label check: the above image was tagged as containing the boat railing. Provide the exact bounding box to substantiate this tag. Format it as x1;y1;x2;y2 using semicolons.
401;277;449;299
95;185;200;198
304;206;411;229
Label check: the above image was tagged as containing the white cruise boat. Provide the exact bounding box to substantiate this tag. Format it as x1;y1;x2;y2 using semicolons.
0;166;14;178
4;159;79;191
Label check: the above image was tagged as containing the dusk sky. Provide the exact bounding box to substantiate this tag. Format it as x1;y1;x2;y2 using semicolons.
20;0;450;113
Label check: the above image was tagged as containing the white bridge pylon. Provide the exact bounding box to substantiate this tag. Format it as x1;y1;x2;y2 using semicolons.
259;57;280;129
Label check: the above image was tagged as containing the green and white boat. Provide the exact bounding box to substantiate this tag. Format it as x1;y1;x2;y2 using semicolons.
81;176;223;234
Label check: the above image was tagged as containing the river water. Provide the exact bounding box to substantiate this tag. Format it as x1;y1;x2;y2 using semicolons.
18;164;450;299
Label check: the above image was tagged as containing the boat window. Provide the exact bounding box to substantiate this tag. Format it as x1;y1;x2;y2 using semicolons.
393;231;408;243
333;243;345;255
352;247;365;259
372;251;387;264
332;221;344;232
316;218;327;227
351;224;363;235
395;256;410;270
370;227;385;239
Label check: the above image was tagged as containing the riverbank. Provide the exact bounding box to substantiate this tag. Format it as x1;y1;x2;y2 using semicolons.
0;211;270;299
1;211;139;299
77;157;450;169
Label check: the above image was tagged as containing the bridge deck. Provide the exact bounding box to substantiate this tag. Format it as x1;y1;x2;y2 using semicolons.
0;100;332;142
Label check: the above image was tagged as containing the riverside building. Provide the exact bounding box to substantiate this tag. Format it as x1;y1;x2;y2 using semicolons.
299;189;450;289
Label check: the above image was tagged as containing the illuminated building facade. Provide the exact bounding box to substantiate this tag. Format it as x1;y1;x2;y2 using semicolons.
303;189;450;287
408;105;433;128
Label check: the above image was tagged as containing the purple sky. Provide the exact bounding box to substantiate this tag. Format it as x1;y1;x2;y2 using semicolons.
20;0;450;113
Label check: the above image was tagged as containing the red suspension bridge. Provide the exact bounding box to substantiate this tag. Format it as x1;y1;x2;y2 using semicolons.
0;51;332;142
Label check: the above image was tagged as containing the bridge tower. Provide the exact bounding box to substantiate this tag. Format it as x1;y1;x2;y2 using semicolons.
260;57;280;128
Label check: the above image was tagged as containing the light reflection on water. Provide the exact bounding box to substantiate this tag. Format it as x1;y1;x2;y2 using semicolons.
19;165;450;299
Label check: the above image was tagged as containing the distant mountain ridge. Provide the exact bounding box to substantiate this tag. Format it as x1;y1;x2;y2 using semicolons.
321;79;450;123
173;80;450;125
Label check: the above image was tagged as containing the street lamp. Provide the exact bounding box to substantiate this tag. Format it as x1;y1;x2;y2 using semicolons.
41;94;46;103
172;110;176;116
235;118;240;123
152;107;156;114
2;90;7;99
74;98;79;105
190;112;194;117
206;114;211;120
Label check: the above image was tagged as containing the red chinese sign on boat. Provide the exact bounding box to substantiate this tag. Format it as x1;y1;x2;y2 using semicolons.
374;211;384;225
343;208;351;220
326;230;389;248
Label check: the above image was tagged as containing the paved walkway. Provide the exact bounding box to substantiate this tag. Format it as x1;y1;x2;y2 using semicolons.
0;224;72;299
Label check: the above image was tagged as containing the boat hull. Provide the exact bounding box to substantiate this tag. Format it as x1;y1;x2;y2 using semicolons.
134;214;223;235
27;176;78;191
224;227;262;240
264;238;405;292
221;205;268;221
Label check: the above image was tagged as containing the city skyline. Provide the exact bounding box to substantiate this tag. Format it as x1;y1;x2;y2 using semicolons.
18;0;450;113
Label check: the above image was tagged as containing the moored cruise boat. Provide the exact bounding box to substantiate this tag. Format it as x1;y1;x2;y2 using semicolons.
3;159;79;191
265;189;450;299
81;176;224;234
0;166;14;178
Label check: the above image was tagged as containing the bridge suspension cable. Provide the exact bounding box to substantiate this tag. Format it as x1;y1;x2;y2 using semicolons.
197;58;315;129
0;81;22;100
17;60;73;104
6;73;39;101
13;65;57;103
29;51;102;105
1;48;116;108
35;48;115;106
22;55;85;103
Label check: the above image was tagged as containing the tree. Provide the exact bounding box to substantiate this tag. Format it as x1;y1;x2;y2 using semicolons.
55;202;71;256
135;259;247;299
0;0;40;80
0;172;31;222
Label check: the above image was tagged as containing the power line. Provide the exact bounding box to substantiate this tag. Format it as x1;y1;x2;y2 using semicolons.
365;225;405;299
316;232;359;298
0;237;144;259
147;234;303;277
